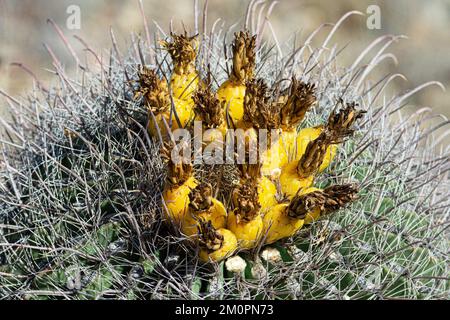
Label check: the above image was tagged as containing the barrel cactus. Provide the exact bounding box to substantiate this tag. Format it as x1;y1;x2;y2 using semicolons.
0;1;448;300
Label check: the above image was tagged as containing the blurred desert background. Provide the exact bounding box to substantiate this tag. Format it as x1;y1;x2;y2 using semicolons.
0;0;449;124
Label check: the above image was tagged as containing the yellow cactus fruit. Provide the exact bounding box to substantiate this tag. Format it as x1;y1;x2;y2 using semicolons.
240;79;286;177
227;176;265;249
279;129;297;162
258;176;278;210
147;97;193;137
198;220;238;263
161;143;198;225
279;161;315;199
262;203;304;245
263;186;325;244
260;131;288;177
281;130;346;198
264;184;358;242
227;210;263;250
217;80;246;123
136;66;193;138
161;33;199;101
217;31;256;124
279;79;317;157
293;101;365;170
163;177;198;224
294;126;337;172
296;131;335;179
237;163;277;212
181;183;227;238
171;72;199;101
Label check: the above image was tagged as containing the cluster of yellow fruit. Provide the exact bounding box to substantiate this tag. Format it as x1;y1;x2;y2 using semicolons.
136;31;363;263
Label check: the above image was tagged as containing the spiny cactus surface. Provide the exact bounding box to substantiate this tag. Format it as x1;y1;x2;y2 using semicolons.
0;2;449;300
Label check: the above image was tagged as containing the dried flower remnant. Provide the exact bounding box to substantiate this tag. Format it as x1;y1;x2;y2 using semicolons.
198;220;238;263
136;66;192;138
217;31;257;124
161;32;200;101
181;183;227;238
263;184;358;244
161;142;198;225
